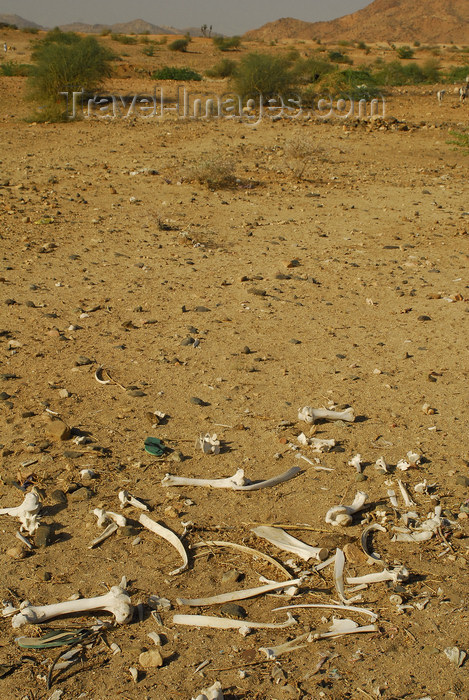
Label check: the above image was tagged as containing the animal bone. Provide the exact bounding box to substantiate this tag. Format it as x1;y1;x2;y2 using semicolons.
396;451;421;471
88;522;118;548
360;523;387;562
162;466;300;491
348;454;362;473
310;617;377;640
334;548;362;604
191;540;292;580
298;406;355;424
192;681;224;700
0;491;41;535
93;508;127;528
139;513;188;576
95;366;112;385
118;490;148;511
272;603;378;621
252;525;328;562
199;433;220;455
297;433;335;452
176;578;303;607
397;480;415;508
346;566;409;586
259;632;310;659
374;457;389;472
172;612;297;635
325;491;368;527
387;489;399;508
12;583;133;628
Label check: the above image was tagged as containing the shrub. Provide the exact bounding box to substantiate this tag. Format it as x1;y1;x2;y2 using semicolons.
293;56;335;83
328;50;353;64
231;52;298;99
213;36;241;51
169;38;190;52
189;156;236;189
151;66;202;80
283;136;325;179
23;27;39;34
448;130;469;154
205;58;237;78
446;64;469;82
110;34;137;44
0;61;33;76
27;32;115;119
421;58;441;82
316;68;381;100
396;45;414;59
142;44;156;57
374;60;426;86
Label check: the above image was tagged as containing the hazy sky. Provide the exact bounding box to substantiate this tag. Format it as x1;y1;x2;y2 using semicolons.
1;0;372;34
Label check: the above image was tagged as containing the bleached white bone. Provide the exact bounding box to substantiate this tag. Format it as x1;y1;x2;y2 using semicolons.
199;433;220;455
192;681;224;700
298;406;355;424
139;513;188;576
252;525;328;562
387;489;399;508
12;584;133;628
346;566;409;586
325;492;368;527
310;617;378;640
162;466;300;491
333;549;362;604
397;480;415;508
348;454;362;473
259;632;310;659
374;457;388;472
0;491;41;535
172;612;297;635
88;522;118;548
396;451;421;471
272;603;378;621
118;490;148;511
93;508;127;528
176;578;303;607
297;433;336;452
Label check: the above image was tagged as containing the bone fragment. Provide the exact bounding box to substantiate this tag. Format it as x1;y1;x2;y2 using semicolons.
272;603;378;621
346;566;409;585
360;523;386;562
297;433;335;452
252;525;328;562
118;490;149;511
191;540;292;579
374;457;388;472
192;681;224;700
0;491;41;535
396;451;421;471
298;406;355;424
88;522;118;548
348;454;362;473
334;548;362;604
12;583;132;628
310;617;378;640
176;578;302;607
93;508;127;528
162;466;300;491
397;480;415;508
259;633;310;659
139;513;188;576
325;491;368;527
172;612;297;634
199;434;220;455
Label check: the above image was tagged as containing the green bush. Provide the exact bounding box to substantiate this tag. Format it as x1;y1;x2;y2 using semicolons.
374;60;425;85
421;58;441;82
447;130;469;154
23;27;39;34
213;36;241;51
396;45;414;59
231;52;298;98
110;34;137;44
169;38;190;52
446;64;469;82
28;32;115;119
328;50;353;64
316;68;381;100
151;66;202;80
293;56;335;83
142;44;156;57
205;58;237;78
0;60;33;76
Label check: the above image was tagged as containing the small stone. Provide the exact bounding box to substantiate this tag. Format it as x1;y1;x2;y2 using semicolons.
418;315;431;322
120;525;141;537
43;571;52;581
459;505;469;514
63;450;83;459
248;288;266;296
47;329;61;338
181;336;195;346
51;489;67;504
241;346;251;354
190;396;206;406
21;411;35;418
58;389;70;398
139;649;163;669
455;475;469;487
75;356;92;366
0;392;11;401
355;473;368;482
35;524;52;548
45;419;71;441
25;300;36;308
221;569;242;585
194;306;210;312
343;542;368;564
289;338;301;344
164;506;179;518
168;450;183;463
6;545;28;559
220;603;247;619
127;389;146;397
68;487;94;502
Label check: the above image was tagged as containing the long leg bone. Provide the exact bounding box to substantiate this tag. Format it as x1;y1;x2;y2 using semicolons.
346;566;409;586
252;526;328;562
139;513;189;576
176;578;303;607
12;584;133;628
0;491;41;535
259;632;310;659
325;491;368;527
334;548;362;604
298;406;355;424
172;612;297;635
162;466;300;491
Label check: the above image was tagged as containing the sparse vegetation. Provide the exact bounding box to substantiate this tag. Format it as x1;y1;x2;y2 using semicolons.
231;52;298;99
27;29;115;121
328;50;353;64
205;58;237;78
110;34;137;45
448;130;469;154
396;45;415;59
0;61;33;76
169;37;191;52
189;156;236;189
213;36;241;51
142;44;156;57
283;136;326;179
151;66;202;81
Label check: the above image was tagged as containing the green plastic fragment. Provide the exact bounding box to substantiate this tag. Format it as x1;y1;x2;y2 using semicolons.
144;437;166;456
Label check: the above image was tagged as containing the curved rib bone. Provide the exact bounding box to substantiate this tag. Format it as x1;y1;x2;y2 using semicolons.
325;491;368;527
12;584;132;628
252;525;328;562
176;578;303;607
162;466;300;491
139;513;189;576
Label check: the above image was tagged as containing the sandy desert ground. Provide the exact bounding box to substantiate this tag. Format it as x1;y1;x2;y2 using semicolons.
0;30;468;700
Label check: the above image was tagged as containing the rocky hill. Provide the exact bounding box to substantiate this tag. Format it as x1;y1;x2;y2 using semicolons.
0;14;43;29
244;0;469;43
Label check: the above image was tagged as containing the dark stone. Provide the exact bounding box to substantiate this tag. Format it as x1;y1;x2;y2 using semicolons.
35;524;52;548
76;356;92;366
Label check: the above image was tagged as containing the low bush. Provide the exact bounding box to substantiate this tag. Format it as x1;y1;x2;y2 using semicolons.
396;45;414;59
328;50;353;64
0;60;33;76
231;52;298;99
213;36;241;51
151;66;202;81
110;34;137;45
169;38;190;52
447;130;469;154
446;64;469;82
205;58;237;78
189;156;236;189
